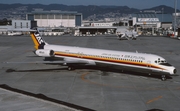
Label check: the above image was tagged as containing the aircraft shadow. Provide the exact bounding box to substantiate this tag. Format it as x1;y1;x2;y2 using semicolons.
5;66;172;80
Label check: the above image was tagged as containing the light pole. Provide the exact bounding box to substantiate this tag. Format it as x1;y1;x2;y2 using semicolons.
162;8;164;23
174;0;177;37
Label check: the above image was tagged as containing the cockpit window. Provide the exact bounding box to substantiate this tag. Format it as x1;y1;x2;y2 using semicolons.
159;63;172;66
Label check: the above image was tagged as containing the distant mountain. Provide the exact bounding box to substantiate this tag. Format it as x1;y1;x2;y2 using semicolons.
142;5;179;13
0;4;179;19
28;4;140;18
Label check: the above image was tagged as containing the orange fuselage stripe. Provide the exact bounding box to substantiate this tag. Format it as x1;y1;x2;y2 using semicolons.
54;52;164;70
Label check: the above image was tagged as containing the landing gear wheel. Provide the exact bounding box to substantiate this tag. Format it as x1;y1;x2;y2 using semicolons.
68;66;74;71
161;75;167;81
129;37;133;40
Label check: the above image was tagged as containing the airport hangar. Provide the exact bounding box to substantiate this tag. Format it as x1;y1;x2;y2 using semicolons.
26;10;82;28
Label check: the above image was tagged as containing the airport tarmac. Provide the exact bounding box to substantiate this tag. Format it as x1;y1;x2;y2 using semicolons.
0;34;180;111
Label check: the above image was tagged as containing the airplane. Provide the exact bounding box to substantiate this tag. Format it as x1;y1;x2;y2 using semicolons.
116;27;138;40
6;28;177;81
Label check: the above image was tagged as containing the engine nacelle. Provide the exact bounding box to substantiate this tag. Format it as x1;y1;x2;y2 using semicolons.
35;49;54;57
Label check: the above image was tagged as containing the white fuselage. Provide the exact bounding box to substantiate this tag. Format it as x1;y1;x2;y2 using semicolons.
40;44;176;76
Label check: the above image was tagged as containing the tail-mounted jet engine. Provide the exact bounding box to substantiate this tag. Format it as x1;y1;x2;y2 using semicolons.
35;49;54;57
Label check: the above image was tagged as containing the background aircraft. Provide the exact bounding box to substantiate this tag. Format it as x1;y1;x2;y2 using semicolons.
116;26;138;40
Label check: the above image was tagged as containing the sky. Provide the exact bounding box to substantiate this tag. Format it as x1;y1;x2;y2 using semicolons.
0;0;179;9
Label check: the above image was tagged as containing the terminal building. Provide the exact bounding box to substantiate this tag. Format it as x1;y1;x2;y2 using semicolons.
74;26;117;36
131;13;173;35
26;10;82;28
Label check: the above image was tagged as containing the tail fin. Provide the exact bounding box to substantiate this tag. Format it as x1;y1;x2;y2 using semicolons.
30;28;48;50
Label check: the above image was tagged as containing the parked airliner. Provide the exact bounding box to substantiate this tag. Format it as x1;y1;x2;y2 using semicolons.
8;29;177;81
116;26;138;40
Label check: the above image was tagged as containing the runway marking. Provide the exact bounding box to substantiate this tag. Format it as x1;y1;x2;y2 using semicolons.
146;96;163;104
176;87;180;90
81;72;120;88
81;72;136;89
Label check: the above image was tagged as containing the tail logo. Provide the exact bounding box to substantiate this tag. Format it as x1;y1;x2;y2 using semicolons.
34;33;45;44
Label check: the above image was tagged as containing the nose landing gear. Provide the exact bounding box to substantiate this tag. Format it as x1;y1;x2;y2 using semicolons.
161;75;167;81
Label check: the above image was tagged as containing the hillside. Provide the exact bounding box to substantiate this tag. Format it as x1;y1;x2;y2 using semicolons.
0;4;179;20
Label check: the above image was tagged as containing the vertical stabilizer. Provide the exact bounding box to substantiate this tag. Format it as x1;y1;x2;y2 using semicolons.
30;29;48;50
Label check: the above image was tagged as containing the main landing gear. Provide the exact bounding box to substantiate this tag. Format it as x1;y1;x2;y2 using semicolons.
68;66;74;71
161;75;167;81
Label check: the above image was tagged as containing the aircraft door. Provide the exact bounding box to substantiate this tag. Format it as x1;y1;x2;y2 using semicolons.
78;52;83;58
147;61;152;71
